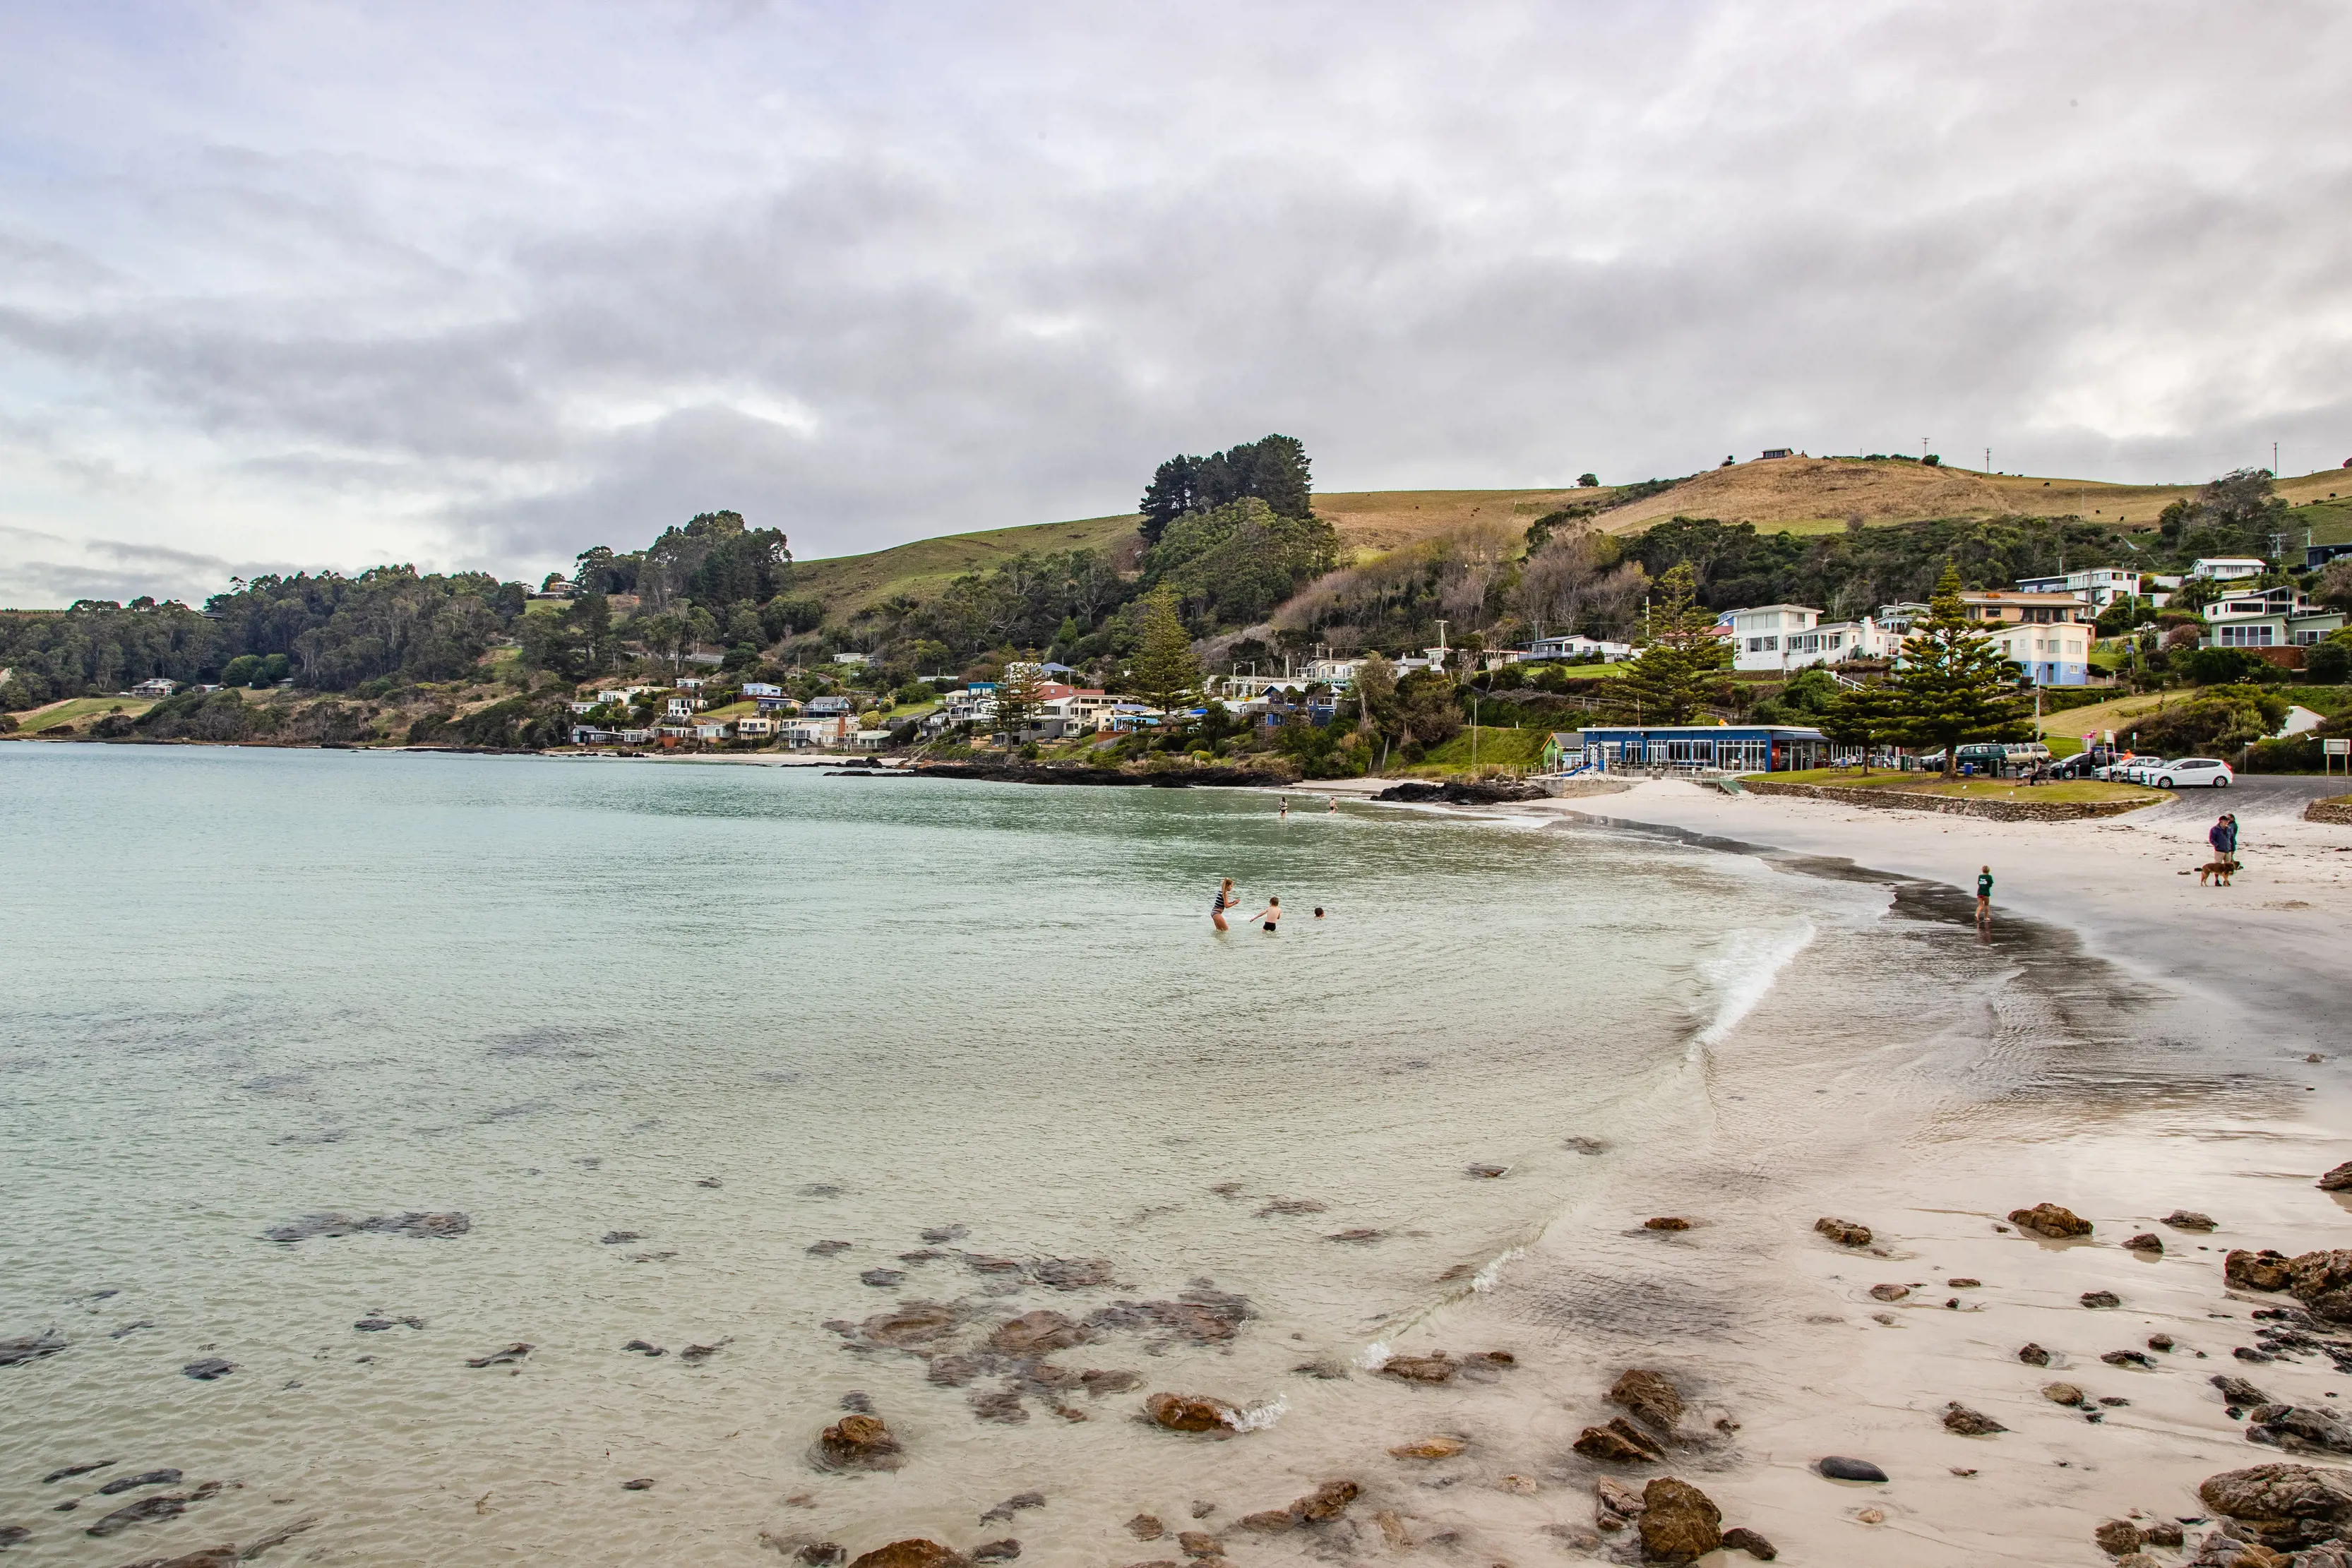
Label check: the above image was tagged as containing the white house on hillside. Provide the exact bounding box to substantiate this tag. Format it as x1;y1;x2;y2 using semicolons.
2189;557;2267;582
2014;567;2141;611
1726;606;1896;673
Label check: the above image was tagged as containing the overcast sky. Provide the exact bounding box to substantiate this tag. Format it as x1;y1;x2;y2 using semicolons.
1;1;2346;606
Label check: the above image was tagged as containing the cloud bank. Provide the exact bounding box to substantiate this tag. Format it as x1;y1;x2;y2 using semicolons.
1;0;2347;606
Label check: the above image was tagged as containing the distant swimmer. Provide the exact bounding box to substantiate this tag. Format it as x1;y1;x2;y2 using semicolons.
1248;895;1282;933
1279;795;1290;818
1212;877;1237;932
1327;796;1338;813
1313;906;1325;918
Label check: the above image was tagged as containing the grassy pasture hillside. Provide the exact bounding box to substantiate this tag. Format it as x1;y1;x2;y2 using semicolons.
779;465;2352;624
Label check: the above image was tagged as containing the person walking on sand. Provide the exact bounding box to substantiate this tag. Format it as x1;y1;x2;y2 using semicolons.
1975;865;1993;926
1211;877;1237;931
1247;895;1283;933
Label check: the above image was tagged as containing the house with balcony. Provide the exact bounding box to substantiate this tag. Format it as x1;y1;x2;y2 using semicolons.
1726;606;1895;672
2013;567;2142;611
1986;619;2094;685
1525;633;1633;662
2202;586;2346;664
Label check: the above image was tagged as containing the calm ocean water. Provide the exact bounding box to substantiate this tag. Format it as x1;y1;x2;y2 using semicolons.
0;746;1876;1566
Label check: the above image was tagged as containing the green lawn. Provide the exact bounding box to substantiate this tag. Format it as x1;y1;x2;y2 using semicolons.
1400;724;1551;774
1772;767;2159;806
6;695;155;734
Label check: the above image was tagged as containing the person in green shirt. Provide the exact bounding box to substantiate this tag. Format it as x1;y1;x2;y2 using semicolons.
1976;865;1994;925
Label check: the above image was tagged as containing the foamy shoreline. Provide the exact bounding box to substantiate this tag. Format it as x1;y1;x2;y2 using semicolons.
1285;775;2352;1565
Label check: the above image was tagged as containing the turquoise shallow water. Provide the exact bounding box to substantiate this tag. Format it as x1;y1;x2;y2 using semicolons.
0;746;1863;1566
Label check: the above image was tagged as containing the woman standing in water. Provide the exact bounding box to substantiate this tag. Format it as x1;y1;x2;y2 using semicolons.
1211;878;1237;931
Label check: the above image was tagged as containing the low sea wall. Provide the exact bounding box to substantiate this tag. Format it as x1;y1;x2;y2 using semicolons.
912;761;1293;789
1741;777;2156;822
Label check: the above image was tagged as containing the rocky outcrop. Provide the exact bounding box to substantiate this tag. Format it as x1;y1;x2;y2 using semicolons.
2168;1211;2220;1231
2009;1204;2094;1238
2231;1251;2298;1292
2197;1463;2352;1550
1814;1217;1873;1247
2247;1405;2352;1456
2224;1250;2352;1324
1144;1394;1237;1433
1373;779;1548;804
1636;1478;1723;1564
917;763;1291;790
2320;1163;2352;1192
859;1305;959;1346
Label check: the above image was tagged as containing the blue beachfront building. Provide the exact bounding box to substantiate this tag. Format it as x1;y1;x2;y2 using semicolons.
1558;724;1834;774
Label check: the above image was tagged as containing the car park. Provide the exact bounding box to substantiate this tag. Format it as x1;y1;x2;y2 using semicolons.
2151;756;2233;788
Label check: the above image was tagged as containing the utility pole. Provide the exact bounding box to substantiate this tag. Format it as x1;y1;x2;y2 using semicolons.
1984;447;1991;473
2274;441;2280;477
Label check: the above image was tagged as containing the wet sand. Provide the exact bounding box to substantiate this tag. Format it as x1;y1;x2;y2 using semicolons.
1272;777;2352;1566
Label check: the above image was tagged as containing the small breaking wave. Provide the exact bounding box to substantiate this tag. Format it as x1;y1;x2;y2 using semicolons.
1224;1394;1289;1431
1695;923;1815;1049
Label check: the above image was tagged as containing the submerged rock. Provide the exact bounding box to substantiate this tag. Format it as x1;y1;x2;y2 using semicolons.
1144;1393;1237;1433
1;1330;68;1367
859;1305;958;1347
83;1494;187;1538
1030;1258;1114;1290
623;1339;666;1357
1379;1353;1457;1384
980;1493;1045;1526
1636;1478;1722;1564
971;1541;1020;1562
1325;1228;1384;1244
1290;1480;1359;1523
42;1460;117;1483
181;1358;235;1381
263;1211;470;1243
1125;1516;1164;1540
1080;1369;1140;1395
95;1470;181;1496
860;1270;905;1288
1814;1217;1872;1247
1254;1199;1325;1218
1465;1163;1510;1180
464;1343;531;1368
1388;1435;1467;1460
806;1240;852;1257
1174;1531;1219;1560
968;1388;1027;1424
679;1341;728;1365
988;1311;1087;1357
2008;1204;2093;1239
1814;1456;1888;1483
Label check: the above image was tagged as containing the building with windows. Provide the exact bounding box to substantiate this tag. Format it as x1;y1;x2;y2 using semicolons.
2189;557;2267;582
1560;724;1834;774
1725;605;1895;672
1986;619;2094;685
2013;567;2142;611
2202;586;2346;661
1525;633;1633;662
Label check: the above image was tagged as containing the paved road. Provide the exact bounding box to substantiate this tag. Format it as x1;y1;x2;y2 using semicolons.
2128;771;2341;827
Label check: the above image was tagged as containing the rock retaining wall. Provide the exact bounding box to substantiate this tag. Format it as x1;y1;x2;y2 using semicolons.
914;762;1293;789
1741;778;2156;822
2307;796;2352;825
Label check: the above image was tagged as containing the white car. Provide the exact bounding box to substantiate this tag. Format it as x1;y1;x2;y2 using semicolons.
2151;757;2233;789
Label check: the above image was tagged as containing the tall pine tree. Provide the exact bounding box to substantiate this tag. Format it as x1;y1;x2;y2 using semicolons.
990;657;1044;743
1888;563;2033;775
1130;588;1200;736
1617;563;1733;724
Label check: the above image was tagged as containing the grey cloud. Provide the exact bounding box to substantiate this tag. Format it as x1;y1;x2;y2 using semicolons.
0;0;2347;606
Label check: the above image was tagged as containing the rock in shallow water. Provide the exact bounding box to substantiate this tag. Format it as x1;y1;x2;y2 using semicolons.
263;1211;470;1243
1144;1393;1236;1433
464;1344;530;1368
819;1415;903;1468
2018;1342;2051;1366
1815;1456;1888;1483
2165;1209;2218;1231
1814;1216;1872;1247
95;1469;181;1495
2009;1203;2093;1239
847;1540;968;1568
181;1358;235;1381
1388;1435;1467;1460
1608;1368;1685;1432
0;1331;67;1367
2318;1161;2352;1193
1636;1478;1722;1564
1572;1418;1663;1464
83;1494;187;1538
1721;1524;1777;1560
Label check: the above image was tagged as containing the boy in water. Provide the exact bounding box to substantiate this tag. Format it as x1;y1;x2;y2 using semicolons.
1976;865;1993;925
1246;895;1282;932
